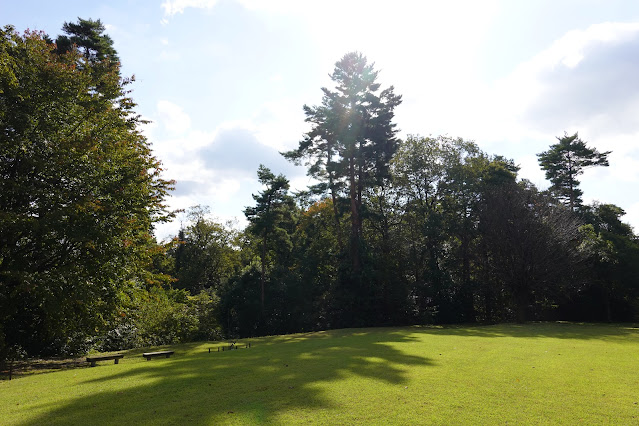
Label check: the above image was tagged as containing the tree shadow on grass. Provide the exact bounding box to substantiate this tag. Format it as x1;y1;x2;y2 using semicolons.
20;328;433;425
412;322;639;341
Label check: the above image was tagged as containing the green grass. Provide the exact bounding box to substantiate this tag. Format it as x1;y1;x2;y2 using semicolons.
2;323;639;424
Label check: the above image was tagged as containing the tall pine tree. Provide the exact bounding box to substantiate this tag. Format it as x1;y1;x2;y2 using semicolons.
537;132;610;210
284;52;401;280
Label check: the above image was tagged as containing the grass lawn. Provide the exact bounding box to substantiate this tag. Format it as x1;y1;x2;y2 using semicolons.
1;323;639;424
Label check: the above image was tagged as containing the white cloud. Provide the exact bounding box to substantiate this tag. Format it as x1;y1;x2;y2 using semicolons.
161;0;219;16
252;99;309;151
626;202;639;233
494;22;639;134
400;21;639;152
138;115;158;139
607;152;639;183
147;97;308;240
289;174;316;194
516;154;547;188
157;100;192;134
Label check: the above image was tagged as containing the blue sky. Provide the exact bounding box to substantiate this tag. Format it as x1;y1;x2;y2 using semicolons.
4;0;639;239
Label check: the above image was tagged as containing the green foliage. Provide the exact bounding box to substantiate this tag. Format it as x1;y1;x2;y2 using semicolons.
97;287;221;350
478;179;585;322
213;127;634;332
362;179;410;326
289;198;342;328
537;132;610;210
222;127;630;332
0;25;173;358
219;265;263;337
132;288;199;346
55;18;119;65
188;288;223;341
568;204;639;321
391;136;491;323
244;166;295;256
244;165;296;311
171;206;240;293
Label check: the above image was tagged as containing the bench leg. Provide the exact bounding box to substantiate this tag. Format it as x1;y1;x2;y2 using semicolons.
114;359;119;364
90;361;96;367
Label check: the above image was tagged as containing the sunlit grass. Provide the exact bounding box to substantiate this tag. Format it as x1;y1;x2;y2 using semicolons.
2;323;639;424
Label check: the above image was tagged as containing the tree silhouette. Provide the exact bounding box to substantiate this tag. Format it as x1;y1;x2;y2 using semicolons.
537;132;610;210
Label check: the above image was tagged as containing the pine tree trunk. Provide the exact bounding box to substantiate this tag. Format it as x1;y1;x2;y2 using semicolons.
349;157;361;274
514;289;528;323
327;146;344;251
260;196;272;312
329;178;344;251
261;235;266;311
604;286;612;322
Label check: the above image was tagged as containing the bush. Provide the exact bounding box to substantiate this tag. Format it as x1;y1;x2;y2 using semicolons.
189;288;223;341
93;286;223;351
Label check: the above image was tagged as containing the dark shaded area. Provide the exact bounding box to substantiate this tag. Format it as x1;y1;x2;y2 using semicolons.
0;357;90;381
413;322;639;341
20;329;432;425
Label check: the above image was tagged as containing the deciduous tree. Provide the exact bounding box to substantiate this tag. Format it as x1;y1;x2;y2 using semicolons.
171;206;240;294
478;180;584;322
0;25;173;358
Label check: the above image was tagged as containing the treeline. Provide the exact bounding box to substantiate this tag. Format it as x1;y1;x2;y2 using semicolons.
1;22;638;366
162;53;638;337
167;135;638;338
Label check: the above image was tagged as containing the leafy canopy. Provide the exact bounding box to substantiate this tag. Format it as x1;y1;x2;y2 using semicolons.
0;25;173;357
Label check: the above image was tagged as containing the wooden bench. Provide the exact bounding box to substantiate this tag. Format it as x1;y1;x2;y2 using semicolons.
86;354;124;367
142;350;174;361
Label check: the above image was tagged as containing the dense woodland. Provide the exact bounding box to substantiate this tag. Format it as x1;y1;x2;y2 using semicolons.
1;20;638;367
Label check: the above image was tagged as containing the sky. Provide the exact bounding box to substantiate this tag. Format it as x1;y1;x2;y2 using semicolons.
4;0;639;239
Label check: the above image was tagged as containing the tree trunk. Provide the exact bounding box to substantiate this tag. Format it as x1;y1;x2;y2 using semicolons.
514;289;528;323
260;234;266;311
461;228;475;322
327;146;344;251
260;195;272;312
349;157;361;274
567;152;575;211
604;286;612;322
